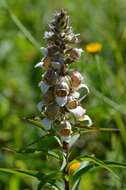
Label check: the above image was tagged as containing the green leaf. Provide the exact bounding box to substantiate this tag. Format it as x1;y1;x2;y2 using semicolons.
72;155;120;180
23;116;46;131
72;164;94;182
37;171;63;190
104;161;126;168
0;168;38;179
71;178;81;190
36;135;62;151
53;180;65;190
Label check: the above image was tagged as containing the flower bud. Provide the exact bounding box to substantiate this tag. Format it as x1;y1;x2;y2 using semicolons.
68;161;81;174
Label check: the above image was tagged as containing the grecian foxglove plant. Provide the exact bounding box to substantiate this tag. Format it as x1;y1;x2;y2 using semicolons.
1;9;126;190
33;10;93;189
35;9;92;151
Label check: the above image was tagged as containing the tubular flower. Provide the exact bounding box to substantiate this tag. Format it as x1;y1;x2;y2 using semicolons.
35;9;92;147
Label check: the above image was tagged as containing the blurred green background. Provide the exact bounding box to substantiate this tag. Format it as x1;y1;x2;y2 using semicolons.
0;0;126;189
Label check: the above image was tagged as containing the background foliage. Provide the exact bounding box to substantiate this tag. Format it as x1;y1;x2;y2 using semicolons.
0;0;126;189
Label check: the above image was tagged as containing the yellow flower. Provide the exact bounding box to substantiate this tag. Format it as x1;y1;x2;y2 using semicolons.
68;161;81;174
85;42;102;54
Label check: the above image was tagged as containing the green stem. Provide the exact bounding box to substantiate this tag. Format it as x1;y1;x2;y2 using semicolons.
64;178;69;190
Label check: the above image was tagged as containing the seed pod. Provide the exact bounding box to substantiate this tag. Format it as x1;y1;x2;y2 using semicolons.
70;71;83;88
43;69;58;85
44;103;60;120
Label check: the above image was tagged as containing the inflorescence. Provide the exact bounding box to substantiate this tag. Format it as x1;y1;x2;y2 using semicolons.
35;9;92;149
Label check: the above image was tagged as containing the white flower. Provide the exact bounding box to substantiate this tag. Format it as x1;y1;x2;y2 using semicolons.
56;96;68;107
37;101;45;112
41;118;52;130
38;81;51;94
34;62;43;68
79;115;92;126
70;71;83;89
74;48;83;56
69;106;86;119
44;31;54;39
40;47;48;56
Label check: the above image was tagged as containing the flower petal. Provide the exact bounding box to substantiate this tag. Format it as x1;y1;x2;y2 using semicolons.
37;101;44;112
41;118;52;130
38;81;51;94
74;48;83;56
44;31;54;39
72;91;80;99
78;84;90;101
61;135;71;143
79;115;92;126
34;62;43;68
56;96;67;107
40;47;48;56
69;134;80;148
78;83;89;93
69;106;86;119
